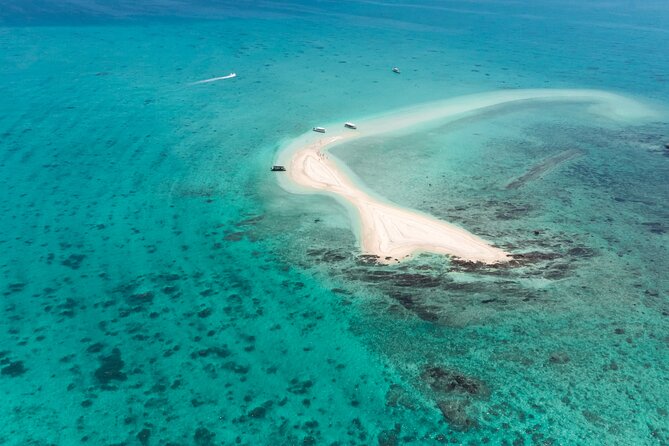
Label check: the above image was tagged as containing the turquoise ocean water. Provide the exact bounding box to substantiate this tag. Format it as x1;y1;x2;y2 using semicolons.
1;1;668;444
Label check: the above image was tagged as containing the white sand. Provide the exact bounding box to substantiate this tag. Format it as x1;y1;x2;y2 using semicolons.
275;89;660;263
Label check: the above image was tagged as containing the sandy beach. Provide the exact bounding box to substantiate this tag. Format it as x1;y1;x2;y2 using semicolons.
276;89;659;263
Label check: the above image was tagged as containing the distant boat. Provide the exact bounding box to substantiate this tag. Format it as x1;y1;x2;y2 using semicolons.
392;67;400;74
271;165;286;171
313;127;326;133
344;122;357;129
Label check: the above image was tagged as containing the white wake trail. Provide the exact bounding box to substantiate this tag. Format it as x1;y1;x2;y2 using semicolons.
190;73;237;85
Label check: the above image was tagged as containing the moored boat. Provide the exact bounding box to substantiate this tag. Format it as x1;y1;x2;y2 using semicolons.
344;122;357;129
313;127;326;133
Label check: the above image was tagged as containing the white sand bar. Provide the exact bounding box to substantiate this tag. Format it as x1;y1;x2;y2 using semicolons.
275;89;660;263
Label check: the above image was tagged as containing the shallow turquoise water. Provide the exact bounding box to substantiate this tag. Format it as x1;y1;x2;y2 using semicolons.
0;1;668;445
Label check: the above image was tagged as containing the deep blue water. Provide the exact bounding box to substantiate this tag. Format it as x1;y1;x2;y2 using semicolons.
0;1;668;445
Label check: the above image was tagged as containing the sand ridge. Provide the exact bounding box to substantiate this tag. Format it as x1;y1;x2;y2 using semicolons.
275;89;660;263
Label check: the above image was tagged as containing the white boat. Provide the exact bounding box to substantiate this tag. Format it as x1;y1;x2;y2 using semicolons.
313;127;326;133
392;67;400;74
344;122;357;129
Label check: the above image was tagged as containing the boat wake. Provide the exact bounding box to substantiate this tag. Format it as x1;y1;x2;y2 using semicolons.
190;73;237;85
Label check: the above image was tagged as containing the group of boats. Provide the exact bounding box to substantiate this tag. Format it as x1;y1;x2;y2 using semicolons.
272;122;358;172
312;121;357;133
273;66;402;171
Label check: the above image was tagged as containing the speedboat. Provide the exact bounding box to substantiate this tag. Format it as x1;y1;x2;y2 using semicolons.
344;122;357;129
313;127;326;133
392;67;400;74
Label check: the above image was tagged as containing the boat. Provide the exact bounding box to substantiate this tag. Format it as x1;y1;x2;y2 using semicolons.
271;165;286;171
392;67;400;74
344;122;357;129
312;127;326;133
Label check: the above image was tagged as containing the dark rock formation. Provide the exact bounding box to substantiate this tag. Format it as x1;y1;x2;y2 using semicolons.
566;246;596;257
437;400;479;432
389;292;439;322
307;248;349;263
392;273;442;288
421;366;489;397
511;251;561;263
357;254;381;265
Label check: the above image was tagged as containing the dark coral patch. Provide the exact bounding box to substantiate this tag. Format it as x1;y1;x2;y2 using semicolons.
194;427;216;446
190;347;230;359
198;308;213;318
1;360;27;377
421;366;489;397
94;348;127;386
62;254;86;269
248;406;266;418
4;283;26;296
137;428;151;446
548;352;570;365
437;400;479;432
127;292;154;305
378;423;402;446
